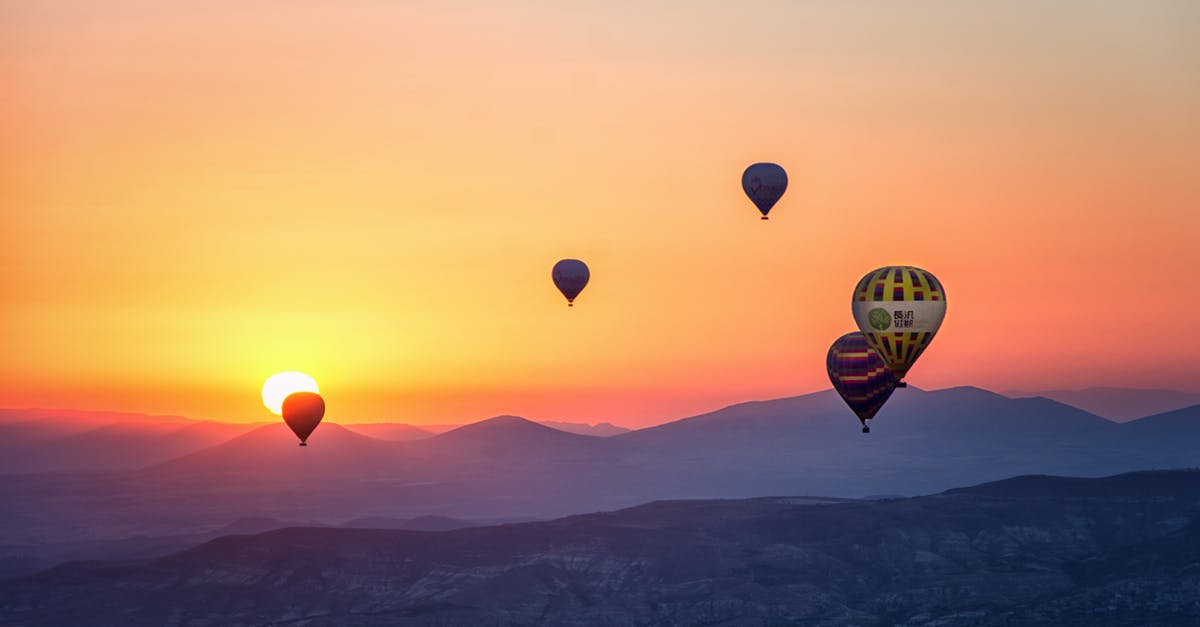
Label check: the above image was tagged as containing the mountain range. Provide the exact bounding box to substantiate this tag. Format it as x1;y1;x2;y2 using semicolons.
1004;387;1200;422
0;409;632;475
1;387;1197;579
4;469;1200;626
0;409;261;474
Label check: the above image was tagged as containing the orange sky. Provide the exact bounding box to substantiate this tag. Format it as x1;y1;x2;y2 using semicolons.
3;1;1198;427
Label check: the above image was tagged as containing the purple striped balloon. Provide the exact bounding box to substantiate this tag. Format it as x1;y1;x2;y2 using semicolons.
827;332;898;433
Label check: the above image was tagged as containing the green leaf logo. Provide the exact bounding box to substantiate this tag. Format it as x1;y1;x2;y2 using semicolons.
868;308;892;331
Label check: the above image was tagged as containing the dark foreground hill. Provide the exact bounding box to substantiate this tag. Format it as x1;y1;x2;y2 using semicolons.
4;470;1200;626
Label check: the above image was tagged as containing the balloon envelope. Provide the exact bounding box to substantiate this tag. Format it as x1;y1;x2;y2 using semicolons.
282;391;325;446
741;163;788;219
552;259;590;306
851;266;947;381
827;332;898;427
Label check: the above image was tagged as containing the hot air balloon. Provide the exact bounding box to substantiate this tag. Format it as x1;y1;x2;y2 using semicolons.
851;266;946;385
741;162;788;220
282;391;325;446
552;259;589;307
827;332;898;433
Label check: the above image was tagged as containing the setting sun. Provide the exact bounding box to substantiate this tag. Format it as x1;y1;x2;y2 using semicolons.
261;372;319;416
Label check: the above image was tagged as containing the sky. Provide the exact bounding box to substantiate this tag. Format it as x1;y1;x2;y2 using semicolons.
2;0;1198;427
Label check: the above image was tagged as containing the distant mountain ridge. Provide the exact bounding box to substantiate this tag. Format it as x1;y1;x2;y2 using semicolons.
0;415;258;475
1006;386;1200;422
4;386;1200;582
339;422;433;441
538;420;629;436
6;470;1200;626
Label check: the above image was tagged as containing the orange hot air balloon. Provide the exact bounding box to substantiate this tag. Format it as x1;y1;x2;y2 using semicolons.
282;391;325;446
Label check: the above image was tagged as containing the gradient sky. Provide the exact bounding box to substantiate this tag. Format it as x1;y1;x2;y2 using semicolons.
3;0;1198;426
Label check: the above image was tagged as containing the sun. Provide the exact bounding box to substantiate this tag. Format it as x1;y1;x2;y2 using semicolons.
262;371;319;416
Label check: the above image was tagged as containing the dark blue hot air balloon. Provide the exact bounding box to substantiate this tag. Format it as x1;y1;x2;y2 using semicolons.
551;259;589;307
741;162;788;220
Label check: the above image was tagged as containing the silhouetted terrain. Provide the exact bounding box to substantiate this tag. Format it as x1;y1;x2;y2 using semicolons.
1007;387;1200;422
2;388;1198;579
538;420;630;436
404;421;630;436
4;470;1200;626
0;410;259;474
341;423;434;441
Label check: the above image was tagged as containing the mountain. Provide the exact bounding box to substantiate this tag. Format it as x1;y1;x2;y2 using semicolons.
340;422;434;441
340;515;479;531
5;470;1200;626
137;387;1179;517
0;412;257;475
0;416;609;568
616;385;1116;448
538;420;630;436
6;386;1200;581
0;514;317;580
411;420;632;436
342;419;629;440
426;415;601;451
151;422;402;478
1007;387;1200;422
945;468;1200;499
1090;404;1200;461
609;386;1125;497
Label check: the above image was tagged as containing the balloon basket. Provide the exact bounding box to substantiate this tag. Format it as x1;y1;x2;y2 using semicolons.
896;381;907;388
862;426;870;434
299;442;307;447
760;216;768;220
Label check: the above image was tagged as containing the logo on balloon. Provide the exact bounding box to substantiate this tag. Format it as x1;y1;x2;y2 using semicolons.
868;308;892;331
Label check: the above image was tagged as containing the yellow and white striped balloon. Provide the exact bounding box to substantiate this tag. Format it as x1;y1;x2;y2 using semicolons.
851;266;947;382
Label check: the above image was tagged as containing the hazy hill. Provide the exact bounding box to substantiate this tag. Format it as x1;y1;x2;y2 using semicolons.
5;387;1200;581
0;413;257;475
151;422;403;478
1088;404;1200;461
944;468;1200;499
412;420;631;436
5;470;1200;626
1007;387;1200;422
538;420;630;436
311;418;625;443
424;415;601;452
617;385;1115;449
610;386;1126;497
878;386;1116;440
340;422;434;441
152;389;1198;513
340;515;479;531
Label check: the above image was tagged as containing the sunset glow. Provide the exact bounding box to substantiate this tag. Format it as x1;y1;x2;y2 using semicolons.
2;1;1198;427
